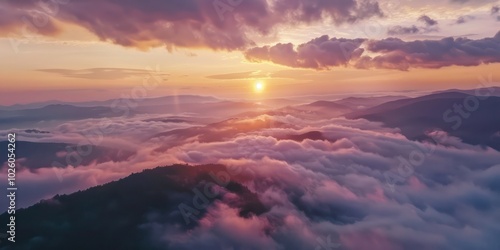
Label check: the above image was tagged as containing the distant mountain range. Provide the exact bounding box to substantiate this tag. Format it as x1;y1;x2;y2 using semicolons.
136;90;500;151
0;95;220;111
434;87;500;97
346;92;500;150
332;95;408;109
0;141;135;171
0;99;268;130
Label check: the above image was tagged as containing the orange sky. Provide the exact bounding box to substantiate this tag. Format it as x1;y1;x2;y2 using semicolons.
0;0;499;105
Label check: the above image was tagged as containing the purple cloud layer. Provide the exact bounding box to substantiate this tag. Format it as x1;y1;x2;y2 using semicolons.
3;110;500;249
245;31;500;70
2;0;382;50
244;36;366;70
148;114;500;250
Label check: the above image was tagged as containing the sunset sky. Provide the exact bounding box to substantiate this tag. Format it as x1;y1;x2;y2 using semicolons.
3;2;500;249
1;0;499;105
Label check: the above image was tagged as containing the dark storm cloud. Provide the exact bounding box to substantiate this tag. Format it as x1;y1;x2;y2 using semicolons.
245;31;500;70
1;0;383;51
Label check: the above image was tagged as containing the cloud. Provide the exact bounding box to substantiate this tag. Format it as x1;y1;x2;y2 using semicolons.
356;31;500;70
3;105;500;249
492;5;500;15
206;71;265;80
244;35;366;70
387;25;420;35
1;0;383;51
270;0;383;24
144;113;500;250
418;15;438;26
37;68;170;80
456;15;476;24
156;202;279;250
386;15;439;36
449;0;497;5
0;4;60;36
245;31;500;70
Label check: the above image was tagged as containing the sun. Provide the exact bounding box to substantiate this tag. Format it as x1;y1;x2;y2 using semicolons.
254;81;265;93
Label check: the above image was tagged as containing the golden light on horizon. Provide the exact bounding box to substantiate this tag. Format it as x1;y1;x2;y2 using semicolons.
254;81;265;93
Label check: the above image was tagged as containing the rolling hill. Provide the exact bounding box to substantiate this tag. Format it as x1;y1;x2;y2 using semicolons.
0;164;267;250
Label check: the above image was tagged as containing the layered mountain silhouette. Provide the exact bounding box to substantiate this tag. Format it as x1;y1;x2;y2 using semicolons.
346;92;500;150
0;164;267;250
0;96;265;129
291;95;407;117
0;141;135;171
0;95;220;111
332;95;408;110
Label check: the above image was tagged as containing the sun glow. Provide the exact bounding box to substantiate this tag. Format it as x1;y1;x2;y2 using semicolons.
254;81;265;93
